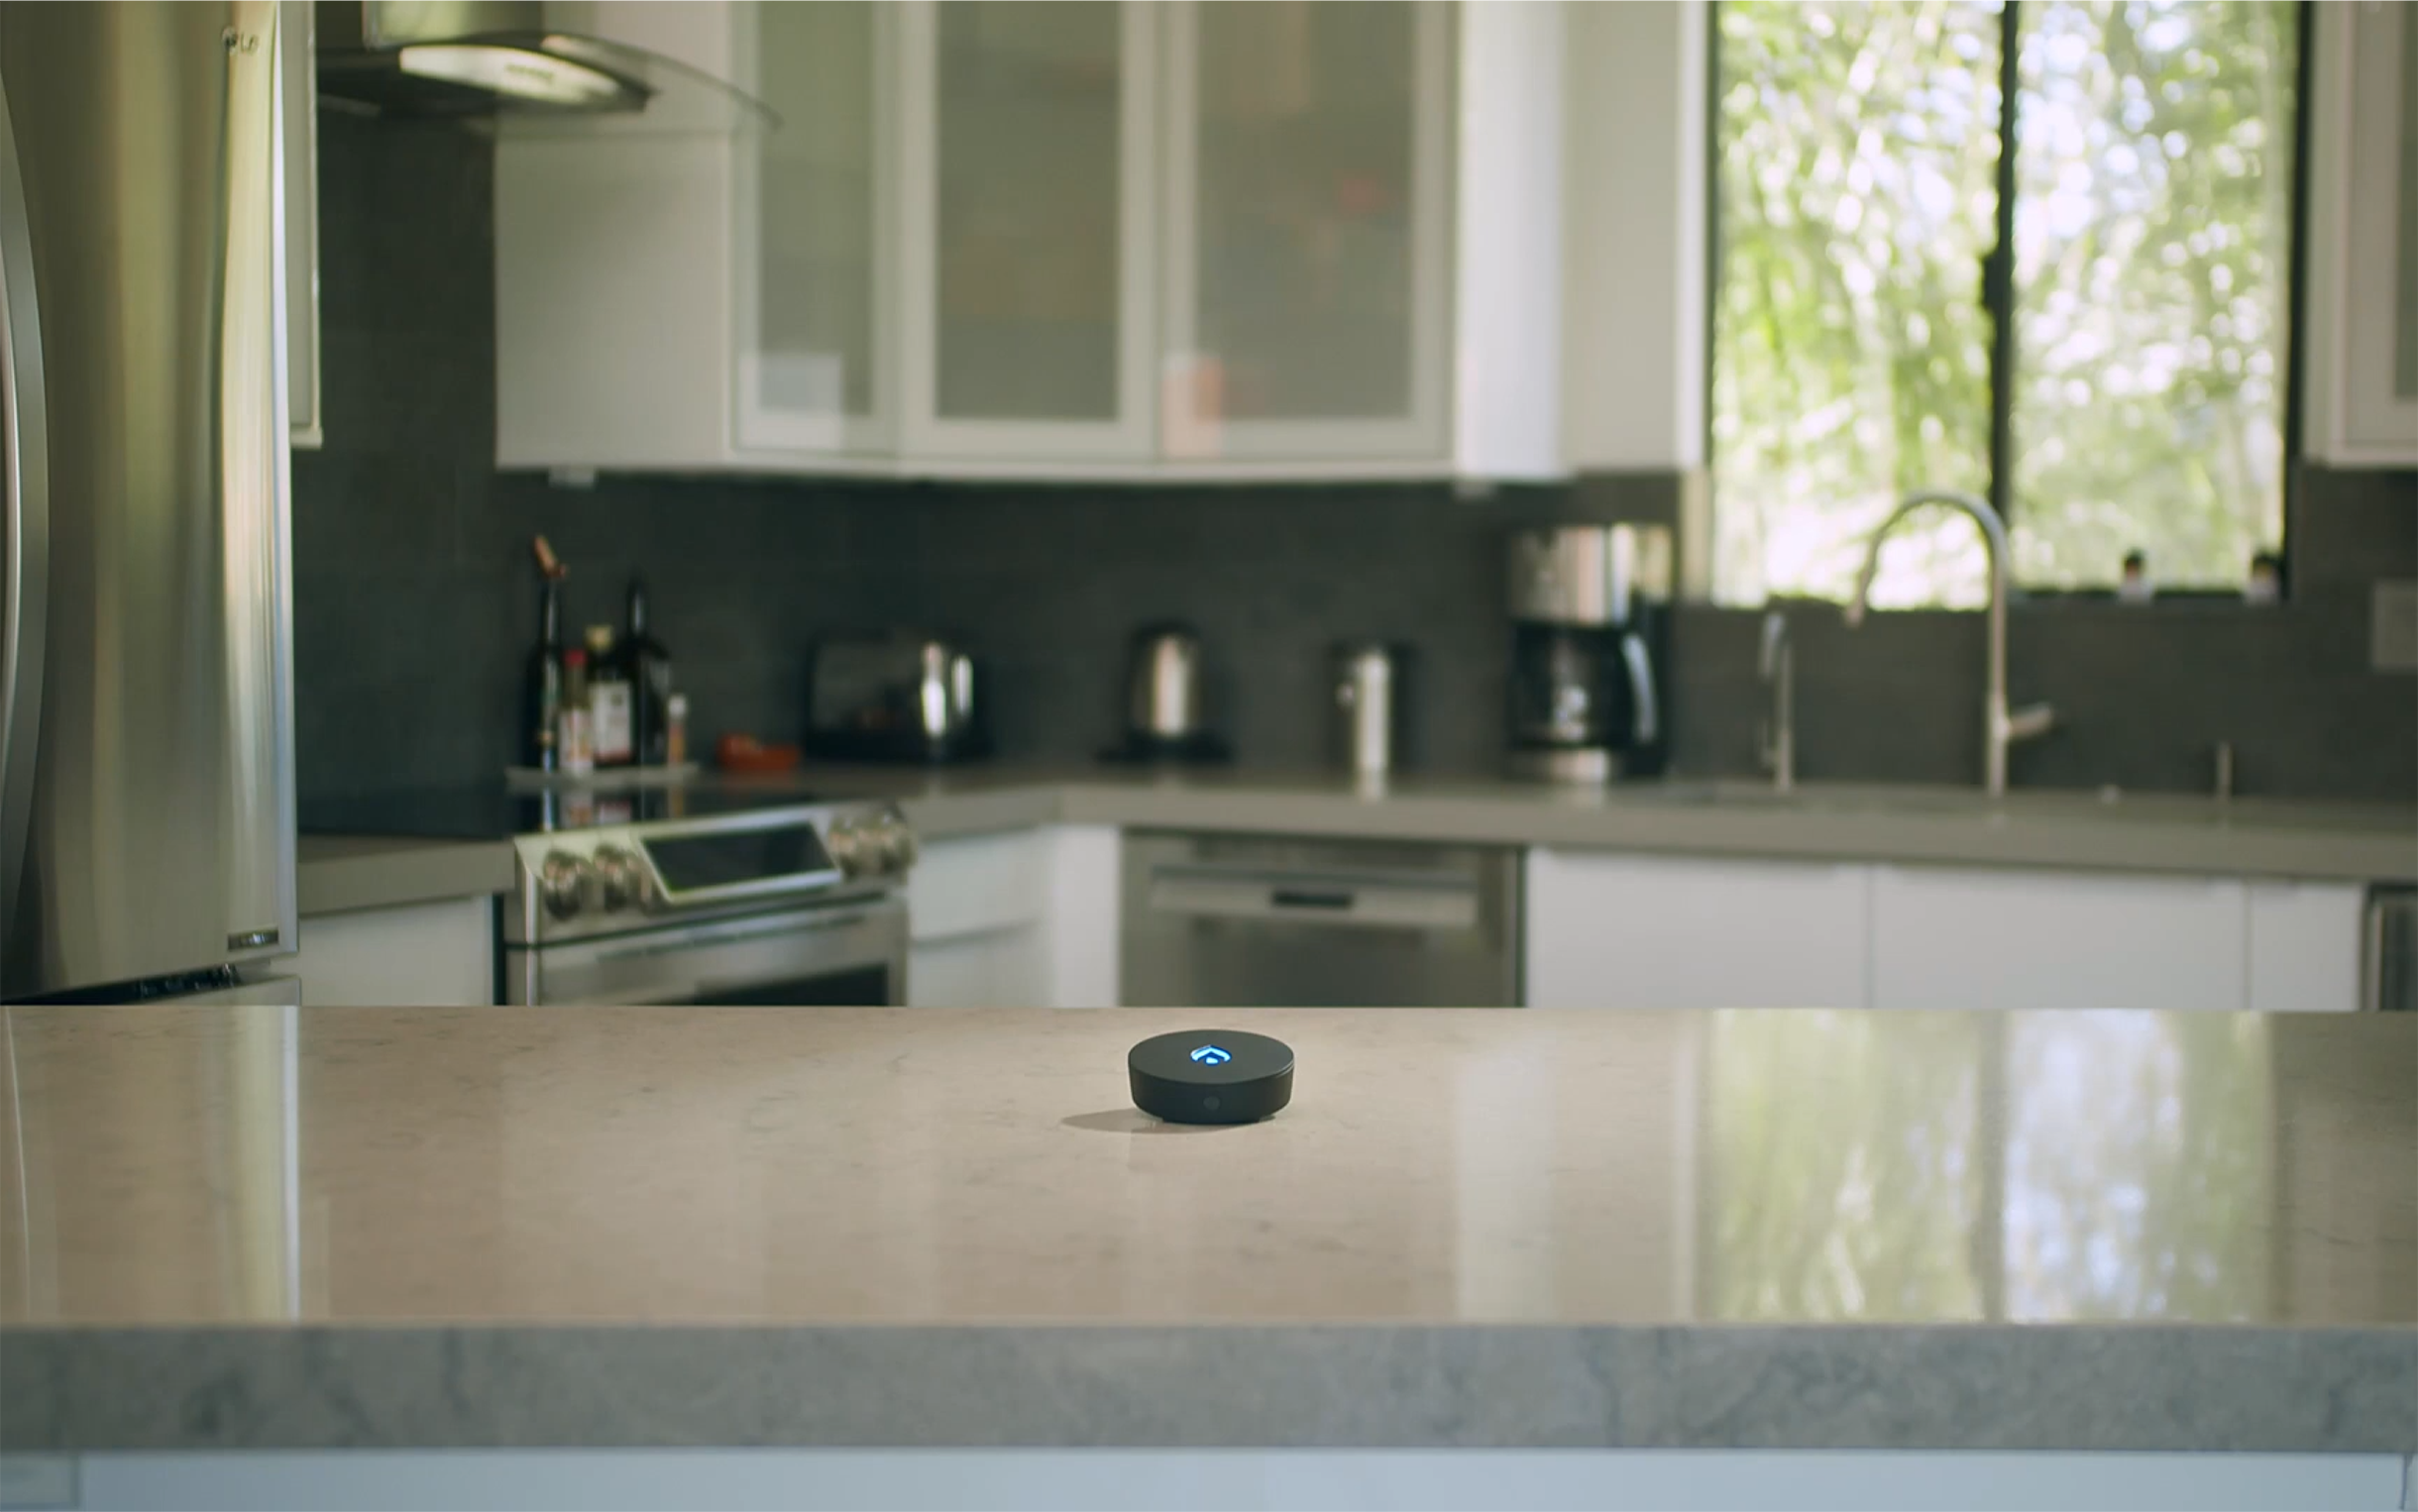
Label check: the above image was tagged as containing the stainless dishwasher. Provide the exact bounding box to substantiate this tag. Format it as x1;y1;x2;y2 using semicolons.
2366;885;2416;1011
1120;832;1520;1007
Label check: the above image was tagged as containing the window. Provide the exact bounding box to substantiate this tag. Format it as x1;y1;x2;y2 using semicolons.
1710;0;2303;607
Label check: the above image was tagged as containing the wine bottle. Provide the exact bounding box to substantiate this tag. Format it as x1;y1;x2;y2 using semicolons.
523;579;564;771
586;625;635;767
559;648;594;776
620;580;675;765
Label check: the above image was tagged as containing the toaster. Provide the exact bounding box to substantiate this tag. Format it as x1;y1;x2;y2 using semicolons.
806;632;991;763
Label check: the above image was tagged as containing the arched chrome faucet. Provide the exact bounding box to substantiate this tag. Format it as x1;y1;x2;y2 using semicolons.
1843;489;2054;797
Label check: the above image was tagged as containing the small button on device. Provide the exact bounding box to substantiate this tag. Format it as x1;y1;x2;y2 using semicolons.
1129;1028;1293;1126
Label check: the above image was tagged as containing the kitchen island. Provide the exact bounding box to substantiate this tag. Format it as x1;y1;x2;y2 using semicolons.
1;1005;2411;1506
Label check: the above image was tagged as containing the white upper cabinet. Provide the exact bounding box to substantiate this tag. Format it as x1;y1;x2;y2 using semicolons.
900;1;1156;462
2305;0;2418;466
733;0;894;457
1159;0;1452;465
494;0;1586;480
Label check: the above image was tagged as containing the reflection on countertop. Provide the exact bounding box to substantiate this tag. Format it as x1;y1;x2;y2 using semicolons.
3;1004;2408;1330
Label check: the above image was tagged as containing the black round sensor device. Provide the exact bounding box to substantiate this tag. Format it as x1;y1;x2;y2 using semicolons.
1128;1028;1294;1125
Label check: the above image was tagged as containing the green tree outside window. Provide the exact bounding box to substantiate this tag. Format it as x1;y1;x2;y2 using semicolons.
1711;0;2299;606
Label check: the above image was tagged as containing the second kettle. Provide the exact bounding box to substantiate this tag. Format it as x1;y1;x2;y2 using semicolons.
1129;622;1204;739
1107;622;1231;763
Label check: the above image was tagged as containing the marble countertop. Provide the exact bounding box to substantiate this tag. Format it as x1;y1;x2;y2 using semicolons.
2;1005;2410;1453
829;767;2418;883
296;769;2418;917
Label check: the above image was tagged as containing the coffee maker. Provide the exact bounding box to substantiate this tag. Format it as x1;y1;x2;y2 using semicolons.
1506;525;1672;782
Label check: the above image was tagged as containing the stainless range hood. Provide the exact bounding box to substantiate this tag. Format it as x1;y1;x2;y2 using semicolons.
316;1;774;129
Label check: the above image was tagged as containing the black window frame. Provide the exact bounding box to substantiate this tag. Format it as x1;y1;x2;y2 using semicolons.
1705;0;2317;602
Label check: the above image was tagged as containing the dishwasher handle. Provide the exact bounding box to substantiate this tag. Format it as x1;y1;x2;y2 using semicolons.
1269;887;1355;911
1149;864;1483;931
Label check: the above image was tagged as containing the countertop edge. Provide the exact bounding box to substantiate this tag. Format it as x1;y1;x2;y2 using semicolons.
962;780;2416;883
6;1324;2411;1454
891;785;1065;842
295;836;517;918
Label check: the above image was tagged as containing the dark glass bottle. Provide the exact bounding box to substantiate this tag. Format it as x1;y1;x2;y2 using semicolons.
523;580;564;771
620;580;675;765
586;624;635;768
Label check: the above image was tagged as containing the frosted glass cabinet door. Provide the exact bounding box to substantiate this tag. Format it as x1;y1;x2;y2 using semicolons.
1161;0;1452;463
734;1;892;455
902;1;1156;459
2306;0;2418;464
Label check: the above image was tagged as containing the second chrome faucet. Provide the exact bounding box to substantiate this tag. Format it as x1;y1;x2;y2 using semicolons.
1843;488;2053;797
1758;609;1795;793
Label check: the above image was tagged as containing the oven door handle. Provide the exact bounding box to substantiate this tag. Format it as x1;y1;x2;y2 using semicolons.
592;903;884;964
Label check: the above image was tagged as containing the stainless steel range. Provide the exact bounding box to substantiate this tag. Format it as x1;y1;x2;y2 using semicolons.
503;798;916;1006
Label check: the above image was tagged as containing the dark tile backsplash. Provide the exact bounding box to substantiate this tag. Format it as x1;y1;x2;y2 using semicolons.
292;118;2418;810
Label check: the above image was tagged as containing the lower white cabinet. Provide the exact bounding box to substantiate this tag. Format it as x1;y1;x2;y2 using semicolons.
290;897;496;1008
1525;850;2369;1013
906;825;1119;1008
1041;825;1120;1009
2245;880;2367;1014
1523;850;1870;1010
1870;865;2246;1012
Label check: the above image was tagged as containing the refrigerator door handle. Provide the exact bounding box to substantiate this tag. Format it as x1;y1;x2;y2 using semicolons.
219;2;297;960
0;76;50;954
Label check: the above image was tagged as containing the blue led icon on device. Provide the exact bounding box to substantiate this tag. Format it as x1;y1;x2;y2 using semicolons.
1189;1044;1232;1066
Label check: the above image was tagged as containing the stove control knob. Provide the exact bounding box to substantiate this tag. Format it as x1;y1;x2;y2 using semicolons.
876;812;919;874
592;844;646;912
824;818;863;878
538;850;592;920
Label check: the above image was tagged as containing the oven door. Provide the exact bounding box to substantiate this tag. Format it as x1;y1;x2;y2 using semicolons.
505;896;907;1006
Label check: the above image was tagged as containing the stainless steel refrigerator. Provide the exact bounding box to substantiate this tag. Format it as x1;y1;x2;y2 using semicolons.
1;3;299;1003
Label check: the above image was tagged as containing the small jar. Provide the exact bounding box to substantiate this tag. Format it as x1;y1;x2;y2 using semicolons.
665;694;690;766
1332;642;1400;778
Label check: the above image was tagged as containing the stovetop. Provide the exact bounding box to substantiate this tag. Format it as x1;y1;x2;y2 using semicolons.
300;781;831;842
